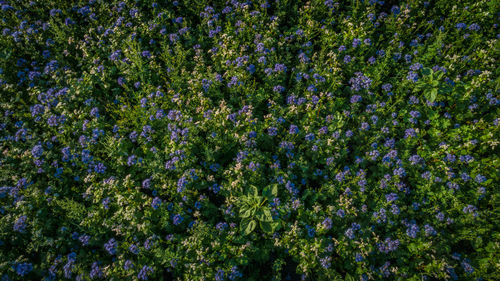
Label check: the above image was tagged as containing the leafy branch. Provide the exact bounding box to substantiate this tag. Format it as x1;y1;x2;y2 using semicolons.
413;67;452;103
238;184;279;236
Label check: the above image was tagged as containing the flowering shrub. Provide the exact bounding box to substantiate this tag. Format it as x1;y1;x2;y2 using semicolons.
0;0;498;280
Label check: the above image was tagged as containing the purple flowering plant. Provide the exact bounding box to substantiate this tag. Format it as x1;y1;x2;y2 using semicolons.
0;1;498;280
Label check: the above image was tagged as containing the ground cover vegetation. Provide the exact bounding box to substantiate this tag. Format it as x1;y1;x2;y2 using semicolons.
0;0;499;280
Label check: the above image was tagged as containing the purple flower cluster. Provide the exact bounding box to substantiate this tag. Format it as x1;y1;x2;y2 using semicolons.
378;237;400;253
104;238;117;255
349;72;372;91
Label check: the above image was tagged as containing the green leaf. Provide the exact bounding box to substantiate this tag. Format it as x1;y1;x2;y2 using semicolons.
408;243;418;254
240;218;250;234
478;258;490;266
256;208;273;222
437;71;444;80
255;209;264;220
422;67;432;76
263;187;272;199
345;273;356;281
485;242;496;253
263;184;278;199
429;110;438;120
241;219;256;235
249;185;258;197
260;221;274;233
272;221;281;232
270;184;278;197
239;208;252;218
430;88;438;102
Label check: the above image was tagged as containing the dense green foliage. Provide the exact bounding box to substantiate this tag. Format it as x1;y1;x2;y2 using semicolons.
0;0;499;280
